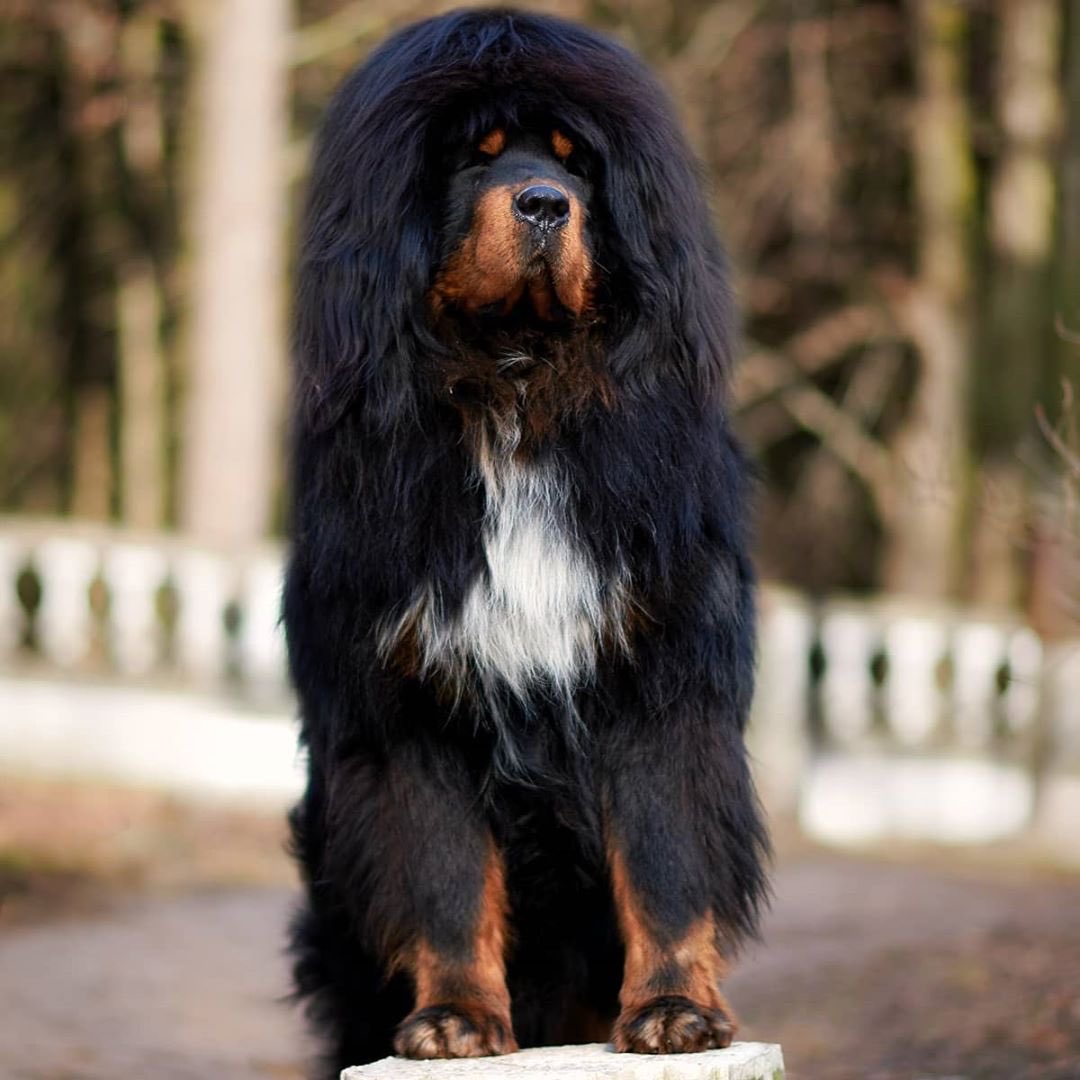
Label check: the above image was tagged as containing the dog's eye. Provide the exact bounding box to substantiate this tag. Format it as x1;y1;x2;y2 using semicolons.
477;128;506;157
551;129;590;180
551;130;573;161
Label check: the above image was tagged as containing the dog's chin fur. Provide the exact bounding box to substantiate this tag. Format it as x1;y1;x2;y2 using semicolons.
285;9;769;1079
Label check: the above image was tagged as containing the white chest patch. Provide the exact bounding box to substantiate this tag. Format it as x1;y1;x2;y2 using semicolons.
379;423;625;697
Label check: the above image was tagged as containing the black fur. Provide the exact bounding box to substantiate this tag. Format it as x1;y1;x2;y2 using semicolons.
285;9;769;1077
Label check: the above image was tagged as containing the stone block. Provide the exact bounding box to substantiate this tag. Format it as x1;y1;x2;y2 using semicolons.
343;1043;784;1080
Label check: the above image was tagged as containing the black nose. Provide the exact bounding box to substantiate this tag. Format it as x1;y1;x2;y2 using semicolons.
514;185;570;229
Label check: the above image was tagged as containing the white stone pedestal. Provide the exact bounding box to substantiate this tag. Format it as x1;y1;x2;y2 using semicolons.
343;1043;784;1080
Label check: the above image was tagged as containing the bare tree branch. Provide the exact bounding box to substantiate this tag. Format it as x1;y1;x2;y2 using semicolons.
775;377;896;514
1036;402;1080;477
289;3;402;68
735;336;896;513
734;302;896;407
1055;312;1080;347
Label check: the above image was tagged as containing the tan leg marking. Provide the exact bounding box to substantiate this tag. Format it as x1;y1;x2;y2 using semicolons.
609;846;736;1053
393;847;518;1059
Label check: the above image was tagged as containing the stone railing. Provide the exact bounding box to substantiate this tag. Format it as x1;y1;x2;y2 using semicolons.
1;518;1077;849
755;588;1080;849
0;518;289;705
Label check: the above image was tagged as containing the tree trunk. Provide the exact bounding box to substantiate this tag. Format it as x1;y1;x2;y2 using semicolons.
788;11;835;248
883;0;976;599
58;6;118;522
70;384;113;521
118;257;167;529
117;12;169;531
180;0;290;547
1058;0;1080;388
969;0;1063;610
1030;0;1080;636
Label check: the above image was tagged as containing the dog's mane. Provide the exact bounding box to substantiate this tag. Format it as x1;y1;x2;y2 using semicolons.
294;7;736;433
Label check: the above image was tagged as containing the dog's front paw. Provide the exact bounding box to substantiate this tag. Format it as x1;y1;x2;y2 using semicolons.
611;994;735;1054
394;1003;517;1059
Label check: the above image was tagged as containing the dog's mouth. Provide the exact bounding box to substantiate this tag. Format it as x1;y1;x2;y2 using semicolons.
483;258;574;324
431;181;592;324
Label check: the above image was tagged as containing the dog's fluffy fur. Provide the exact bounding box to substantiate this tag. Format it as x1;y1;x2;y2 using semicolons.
284;9;769;1077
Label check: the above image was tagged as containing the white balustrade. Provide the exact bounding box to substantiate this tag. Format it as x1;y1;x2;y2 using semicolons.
1003;629;1043;734
751;589;814;812
0;519;1075;805
172;549;237;685
951;620;1008;747
103;541;170;676
0;523;295;698
1045;645;1080;762
882;611;949;745
0;534;27;659
35;536;100;668
238;551;289;694
818;603;877;743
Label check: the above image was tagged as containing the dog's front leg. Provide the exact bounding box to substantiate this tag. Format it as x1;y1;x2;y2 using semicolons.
600;703;767;1054
604;834;735;1051
326;741;517;1059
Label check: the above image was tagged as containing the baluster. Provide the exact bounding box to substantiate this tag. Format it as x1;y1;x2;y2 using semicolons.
751;587;814;813
818;602;877;743
35;536;100;668
882;611;948;745
0;534;28;660
1030;643;1080;850
172;549;234;685
1045;644;1080;764
102;541;169;676
1003;628;1043;734
238;550;288;694
951;620;1008;747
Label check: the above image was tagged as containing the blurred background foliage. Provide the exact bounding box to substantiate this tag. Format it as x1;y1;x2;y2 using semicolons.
1;0;1078;626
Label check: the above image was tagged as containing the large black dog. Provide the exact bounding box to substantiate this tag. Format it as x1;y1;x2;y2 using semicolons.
284;8;769;1077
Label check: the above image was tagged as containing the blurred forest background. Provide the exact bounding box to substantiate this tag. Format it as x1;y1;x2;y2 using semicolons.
1;0;1079;628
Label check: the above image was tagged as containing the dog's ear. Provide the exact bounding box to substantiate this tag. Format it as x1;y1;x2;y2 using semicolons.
294;234;433;434
293;54;438;434
583;77;736;401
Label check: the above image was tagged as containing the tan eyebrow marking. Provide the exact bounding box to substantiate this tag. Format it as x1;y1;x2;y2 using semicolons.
478;128;506;156
552;130;573;160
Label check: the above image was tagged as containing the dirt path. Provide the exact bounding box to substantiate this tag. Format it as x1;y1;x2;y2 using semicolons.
1;854;1078;1080
0;888;308;1080
729;855;1080;1079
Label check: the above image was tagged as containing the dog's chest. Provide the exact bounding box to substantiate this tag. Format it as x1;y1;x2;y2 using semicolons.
385;427;623;695
458;449;602;690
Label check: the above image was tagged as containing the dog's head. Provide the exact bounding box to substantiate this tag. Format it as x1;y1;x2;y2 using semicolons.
432;125;592;323
295;8;735;430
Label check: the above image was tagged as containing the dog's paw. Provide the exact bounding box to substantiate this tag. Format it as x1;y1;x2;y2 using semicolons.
394;1003;517;1059
611;994;735;1054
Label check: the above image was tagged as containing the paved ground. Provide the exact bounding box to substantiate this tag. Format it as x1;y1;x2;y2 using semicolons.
2;851;1079;1080
0;887;308;1080
729;855;1080;1079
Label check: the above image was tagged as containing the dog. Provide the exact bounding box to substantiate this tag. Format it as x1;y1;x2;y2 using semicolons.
284;9;769;1077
